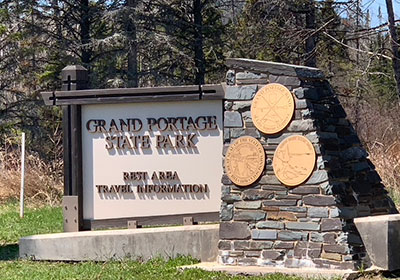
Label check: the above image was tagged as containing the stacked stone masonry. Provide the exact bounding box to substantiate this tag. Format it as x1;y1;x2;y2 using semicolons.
219;58;397;269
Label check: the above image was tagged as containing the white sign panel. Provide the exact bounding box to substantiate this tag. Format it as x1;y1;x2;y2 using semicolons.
82;100;223;220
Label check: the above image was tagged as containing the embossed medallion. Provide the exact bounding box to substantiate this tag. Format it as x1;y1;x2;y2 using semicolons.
225;136;265;186
273;135;316;187
251;83;295;134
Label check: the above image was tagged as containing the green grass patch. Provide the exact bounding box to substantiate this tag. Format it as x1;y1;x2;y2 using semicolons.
0;202;62;245
0;202;330;279
0;257;307;280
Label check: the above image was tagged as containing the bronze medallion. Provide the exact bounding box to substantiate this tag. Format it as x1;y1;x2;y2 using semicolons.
251;83;295;134
225;136;265;187
273;135;316;187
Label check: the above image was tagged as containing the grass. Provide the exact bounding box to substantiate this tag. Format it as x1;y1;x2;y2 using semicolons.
0;201;63;244
0;257;308;280
0;202;315;280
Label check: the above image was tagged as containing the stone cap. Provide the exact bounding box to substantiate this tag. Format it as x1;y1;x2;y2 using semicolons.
226;58;325;80
354;214;400;223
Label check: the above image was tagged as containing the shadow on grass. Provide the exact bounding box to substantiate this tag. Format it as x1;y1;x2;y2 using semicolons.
0;244;19;260
381;270;400;279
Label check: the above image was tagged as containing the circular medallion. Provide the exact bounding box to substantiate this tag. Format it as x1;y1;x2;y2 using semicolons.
273;135;316;187
225;136;265;187
251;83;295;134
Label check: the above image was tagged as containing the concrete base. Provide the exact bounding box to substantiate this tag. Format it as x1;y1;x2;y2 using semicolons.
355;214;400;271
181;262;360;279
19;224;219;262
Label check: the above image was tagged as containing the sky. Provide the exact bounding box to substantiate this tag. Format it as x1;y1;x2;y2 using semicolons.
364;0;400;26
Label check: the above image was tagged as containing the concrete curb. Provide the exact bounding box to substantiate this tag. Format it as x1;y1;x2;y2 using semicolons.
19;224;219;262
181;262;361;279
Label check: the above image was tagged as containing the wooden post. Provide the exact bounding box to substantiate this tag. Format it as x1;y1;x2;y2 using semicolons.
61;65;88;232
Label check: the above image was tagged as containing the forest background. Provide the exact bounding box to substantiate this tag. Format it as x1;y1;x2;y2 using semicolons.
0;0;399;207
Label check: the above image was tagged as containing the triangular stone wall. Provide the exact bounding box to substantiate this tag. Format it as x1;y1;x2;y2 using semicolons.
219;58;397;269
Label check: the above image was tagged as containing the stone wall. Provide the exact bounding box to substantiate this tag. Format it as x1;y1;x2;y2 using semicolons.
219;58;397;269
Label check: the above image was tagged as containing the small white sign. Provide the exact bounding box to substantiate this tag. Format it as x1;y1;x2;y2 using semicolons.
82;100;223;220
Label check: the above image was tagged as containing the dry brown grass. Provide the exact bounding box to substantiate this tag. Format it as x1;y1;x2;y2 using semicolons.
342;96;400;206
0;149;63;206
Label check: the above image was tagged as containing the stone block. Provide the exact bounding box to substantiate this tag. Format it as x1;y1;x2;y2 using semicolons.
245;128;261;138
224;111;243;128
249;241;273;250
279;207;307;213
234;210;266;221
219;222;251;240
242;190;273;201
278;231;308;241
267;211;297;221
244;251;261;257
233;240;249;250
294;241;307;258
323;233;337;244
221;174;232;185
218;240;232;250
305;170;329;185
226;70;235;85
235;201;261;210
266;133;297;145
303;195;336;206
230;128;246;138
237;257;258;265
285;222;320;231
221;194;241;203
236;71;267;81
259;175;281;185
340;147;367;161
251;230;277;240
287;119;315;132
275;193;301;200
293;87;319;100
224;128;230;141
262;250;285;260
295;99;310;109
290;186;320;195
261;185;287;191
354;214;400;271
308;207;329;218
256;221;284;229
225;58;324;79
310;232;324;243
274;242;294;249
225;85;257;100
321;218;342;232
262;200;297;207
324;244;349;254
308;242;322;258
220;204;233;221
321;252;342;261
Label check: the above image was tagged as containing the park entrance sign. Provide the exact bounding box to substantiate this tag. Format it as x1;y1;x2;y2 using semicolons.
82;101;222;221
42;68;224;230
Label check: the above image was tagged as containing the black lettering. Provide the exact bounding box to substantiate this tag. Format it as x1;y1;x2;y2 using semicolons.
187;133;196;148
105;136;115;150
147;118;157;131
175;135;185;148
86;120;96;133
195;116;207;130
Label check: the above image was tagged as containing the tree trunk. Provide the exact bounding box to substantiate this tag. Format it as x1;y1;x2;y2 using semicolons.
385;0;400;100
193;0;205;85
305;0;316;67
80;0;91;67
126;0;139;88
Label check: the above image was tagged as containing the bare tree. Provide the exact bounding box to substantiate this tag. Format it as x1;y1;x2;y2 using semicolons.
385;0;400;100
